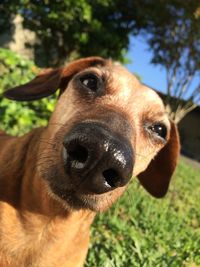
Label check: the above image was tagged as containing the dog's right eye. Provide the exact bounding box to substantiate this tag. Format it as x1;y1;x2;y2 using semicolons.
80;74;100;92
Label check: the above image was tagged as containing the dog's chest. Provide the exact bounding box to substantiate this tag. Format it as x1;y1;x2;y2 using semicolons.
0;204;92;267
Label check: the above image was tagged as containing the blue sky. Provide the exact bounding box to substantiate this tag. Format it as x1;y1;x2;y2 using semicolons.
126;36;167;94
126;36;200;101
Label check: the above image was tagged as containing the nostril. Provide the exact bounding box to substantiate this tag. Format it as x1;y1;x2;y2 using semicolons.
67;143;89;169
68;144;88;163
102;168;121;188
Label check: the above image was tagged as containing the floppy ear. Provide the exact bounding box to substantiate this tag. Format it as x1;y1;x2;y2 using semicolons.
137;121;180;198
4;57;106;101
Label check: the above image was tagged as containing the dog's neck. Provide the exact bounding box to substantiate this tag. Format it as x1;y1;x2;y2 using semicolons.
0;128;47;212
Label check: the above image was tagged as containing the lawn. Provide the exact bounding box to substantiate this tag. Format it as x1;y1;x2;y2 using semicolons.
85;160;200;267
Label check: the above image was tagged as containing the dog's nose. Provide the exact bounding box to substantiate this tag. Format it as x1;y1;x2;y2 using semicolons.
63;122;134;194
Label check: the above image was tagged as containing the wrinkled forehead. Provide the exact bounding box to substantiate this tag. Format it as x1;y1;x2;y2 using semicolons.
94;63;165;109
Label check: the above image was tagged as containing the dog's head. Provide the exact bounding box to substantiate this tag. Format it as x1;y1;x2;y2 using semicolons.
4;57;180;212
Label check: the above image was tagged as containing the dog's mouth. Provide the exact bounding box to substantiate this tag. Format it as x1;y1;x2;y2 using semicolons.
49;182;126;212
42;121;134;211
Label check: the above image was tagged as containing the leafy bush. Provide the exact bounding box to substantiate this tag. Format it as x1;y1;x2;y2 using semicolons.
86;161;200;267
0;48;56;135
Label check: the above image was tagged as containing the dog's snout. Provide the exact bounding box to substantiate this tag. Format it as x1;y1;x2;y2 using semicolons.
63;122;134;194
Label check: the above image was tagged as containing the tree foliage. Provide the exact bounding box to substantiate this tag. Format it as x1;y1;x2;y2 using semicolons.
0;0;200;122
138;1;200;122
0;0;137;67
0;48;56;135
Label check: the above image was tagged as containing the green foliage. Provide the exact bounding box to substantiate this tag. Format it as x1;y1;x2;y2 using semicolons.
0;48;36;90
86;161;200;266
1;1;199;69
145;1;200;120
0;0;134;67
0;48;56;135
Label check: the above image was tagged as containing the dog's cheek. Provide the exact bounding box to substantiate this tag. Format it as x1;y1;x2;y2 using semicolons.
133;156;153;177
133;142;161;177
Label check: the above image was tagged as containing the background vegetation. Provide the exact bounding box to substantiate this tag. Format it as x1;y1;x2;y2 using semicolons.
0;0;199;122
86;161;200;267
0;48;56;135
0;1;199;266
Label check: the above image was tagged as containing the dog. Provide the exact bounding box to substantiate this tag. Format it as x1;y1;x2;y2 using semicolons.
0;57;180;267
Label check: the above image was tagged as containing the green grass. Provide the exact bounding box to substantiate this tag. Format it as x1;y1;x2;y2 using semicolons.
85;161;200;267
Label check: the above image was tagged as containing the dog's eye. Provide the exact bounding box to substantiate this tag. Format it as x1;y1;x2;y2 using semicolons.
148;123;167;140
80;74;99;92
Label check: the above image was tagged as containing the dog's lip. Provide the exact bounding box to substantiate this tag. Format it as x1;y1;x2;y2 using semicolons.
50;177;116;199
50;180;127;212
50;183;111;210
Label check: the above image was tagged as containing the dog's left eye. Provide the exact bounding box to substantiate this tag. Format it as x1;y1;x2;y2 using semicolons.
148;123;167;140
80;74;100;92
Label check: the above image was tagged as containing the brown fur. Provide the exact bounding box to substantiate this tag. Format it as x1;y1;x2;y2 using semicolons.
0;57;180;267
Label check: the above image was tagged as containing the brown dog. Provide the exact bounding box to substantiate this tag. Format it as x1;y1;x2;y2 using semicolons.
0;57;179;267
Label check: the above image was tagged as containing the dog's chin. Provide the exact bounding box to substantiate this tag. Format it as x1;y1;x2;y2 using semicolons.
48;184;124;212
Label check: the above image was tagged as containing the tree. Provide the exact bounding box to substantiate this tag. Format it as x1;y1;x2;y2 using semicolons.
137;1;200;123
0;0;199;123
0;0;137;67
